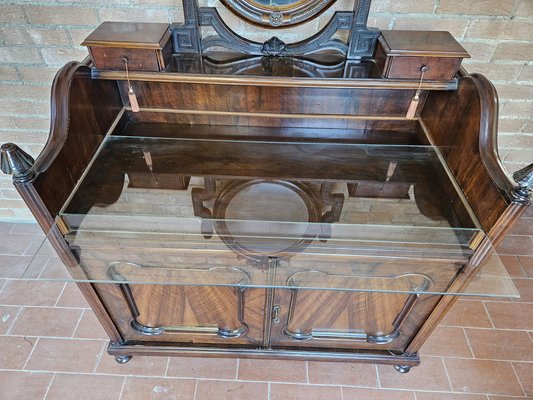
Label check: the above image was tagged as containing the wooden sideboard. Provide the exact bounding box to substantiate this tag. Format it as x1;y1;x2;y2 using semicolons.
1;0;532;374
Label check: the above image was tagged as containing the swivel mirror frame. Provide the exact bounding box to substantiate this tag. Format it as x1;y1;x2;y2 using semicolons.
172;0;379;59
219;0;336;28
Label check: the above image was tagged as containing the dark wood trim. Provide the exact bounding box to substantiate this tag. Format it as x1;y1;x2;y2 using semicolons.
12;180;124;344
5;59;126;345
471;73;509;190
470;72;528;203
405;202;527;353
421;72;510;232
34;61;87;174
91;69;459;90
32;61;123;218
107;342;420;366
198;9;353;56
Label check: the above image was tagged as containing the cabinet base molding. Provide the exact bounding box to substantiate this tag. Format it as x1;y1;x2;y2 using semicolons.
107;342;420;367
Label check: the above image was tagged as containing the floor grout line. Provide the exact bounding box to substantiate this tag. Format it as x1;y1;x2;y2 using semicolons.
53;282;68;307
21;336;39;370
70;309;85;338
481;301;496;329
164;356;170;377
440;357;454;393
375;363;381;389
439;324;533;332
0;334;108;342
462;327;476;358
509;362;527;398
22;234;45;256
0;304;90;310
193;379;199;400
42;372;56;400
7;224;16;235
3;306;22;336
92;340;107;374
117;375;128;400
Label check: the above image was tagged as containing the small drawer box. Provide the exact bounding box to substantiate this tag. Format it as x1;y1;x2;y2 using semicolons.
375;31;470;80
82;22;172;72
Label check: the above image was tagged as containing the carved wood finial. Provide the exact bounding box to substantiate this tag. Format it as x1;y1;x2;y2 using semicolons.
511;163;533;204
0;142;35;183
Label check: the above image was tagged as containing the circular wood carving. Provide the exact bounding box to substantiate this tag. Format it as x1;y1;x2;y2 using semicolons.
212;179;322;263
220;0;337;28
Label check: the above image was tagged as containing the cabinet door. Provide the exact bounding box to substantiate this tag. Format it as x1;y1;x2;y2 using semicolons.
83;249;268;346
269;256;462;351
97;282;267;346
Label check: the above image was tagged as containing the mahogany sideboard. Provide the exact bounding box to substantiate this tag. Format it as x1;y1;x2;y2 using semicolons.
1;0;532;373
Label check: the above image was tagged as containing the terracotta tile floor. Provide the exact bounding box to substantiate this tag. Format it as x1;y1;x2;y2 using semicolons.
0;218;531;400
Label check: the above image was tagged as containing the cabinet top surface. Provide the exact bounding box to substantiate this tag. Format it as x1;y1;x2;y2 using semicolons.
81;22;170;49
380;31;470;58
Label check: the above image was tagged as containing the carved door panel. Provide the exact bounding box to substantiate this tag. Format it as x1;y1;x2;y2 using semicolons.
87;255;267;346
269;274;432;351
268;256;463;351
105;281;267;346
122;283;248;337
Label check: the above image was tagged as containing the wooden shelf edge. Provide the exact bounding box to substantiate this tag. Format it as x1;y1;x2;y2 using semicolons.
90;68;459;91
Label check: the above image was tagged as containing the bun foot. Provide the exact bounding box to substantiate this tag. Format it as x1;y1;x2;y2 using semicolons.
394;364;411;374
115;355;132;364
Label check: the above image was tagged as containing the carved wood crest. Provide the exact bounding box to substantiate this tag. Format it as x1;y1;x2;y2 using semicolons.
172;0;379;59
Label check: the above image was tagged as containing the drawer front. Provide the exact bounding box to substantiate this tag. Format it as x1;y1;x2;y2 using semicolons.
89;46;162;71
386;56;462;80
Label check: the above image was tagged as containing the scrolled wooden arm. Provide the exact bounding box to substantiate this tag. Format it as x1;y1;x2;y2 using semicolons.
470;72;531;205
23;60;122;218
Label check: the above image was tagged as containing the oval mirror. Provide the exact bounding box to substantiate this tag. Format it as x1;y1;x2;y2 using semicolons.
220;0;337;27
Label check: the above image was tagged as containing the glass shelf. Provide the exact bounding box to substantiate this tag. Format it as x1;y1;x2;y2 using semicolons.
61;134;482;241
16;133;517;298
21;227;518;298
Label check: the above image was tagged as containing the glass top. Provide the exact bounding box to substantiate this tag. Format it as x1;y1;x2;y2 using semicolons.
22;227;518;298
60;134;482;250
17;133;518;297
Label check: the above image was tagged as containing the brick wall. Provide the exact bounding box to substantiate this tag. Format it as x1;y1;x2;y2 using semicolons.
0;0;531;222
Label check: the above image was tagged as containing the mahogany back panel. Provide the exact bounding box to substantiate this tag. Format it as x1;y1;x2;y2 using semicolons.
33;63;123;218
118;110;419;132
421;74;508;233
119;80;418;119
